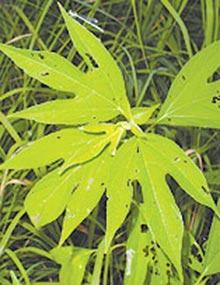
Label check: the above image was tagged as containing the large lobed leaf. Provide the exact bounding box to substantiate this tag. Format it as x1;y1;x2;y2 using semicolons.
13;132;217;281
58;3;131;119
0;3;132;126
157;41;220;129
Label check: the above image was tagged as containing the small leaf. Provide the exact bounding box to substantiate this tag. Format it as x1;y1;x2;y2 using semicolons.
25;168;77;228
131;104;159;125
157;41;220;128
9;96;120;125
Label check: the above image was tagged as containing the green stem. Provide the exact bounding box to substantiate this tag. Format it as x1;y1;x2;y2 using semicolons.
103;250;110;285
0;208;25;257
0;170;8;211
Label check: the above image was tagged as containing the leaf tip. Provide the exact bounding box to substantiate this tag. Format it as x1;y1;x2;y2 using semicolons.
57;1;65;14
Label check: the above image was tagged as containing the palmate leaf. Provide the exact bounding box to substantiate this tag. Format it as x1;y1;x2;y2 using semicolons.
109;135;217;280
0;3;132;127
58;3;131;119
135;135;218;278
157;41;220;128
136;139;183;278
1;5;220;284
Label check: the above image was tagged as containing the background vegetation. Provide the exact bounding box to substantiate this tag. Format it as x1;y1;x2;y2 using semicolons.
1;0;220;284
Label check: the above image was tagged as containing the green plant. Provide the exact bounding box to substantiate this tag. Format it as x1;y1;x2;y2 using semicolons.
0;2;220;284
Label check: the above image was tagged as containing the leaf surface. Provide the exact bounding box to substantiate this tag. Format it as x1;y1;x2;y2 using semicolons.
25;168;77;228
131;104;159;125
0;129;109;170
60;151;110;244
124;211;150;285
157;41;220;128
0;44;89;95
105;138;137;252
137;143;183;279
9;96;119;125
51;246;93;285
58;3;131;119
134;134;218;279
139;134;218;213
202;199;220;276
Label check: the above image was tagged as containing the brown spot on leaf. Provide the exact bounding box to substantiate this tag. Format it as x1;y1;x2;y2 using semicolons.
211;95;220;103
38;54;44;60
41;72;49;76
201;185;209;194
140;224;148;233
